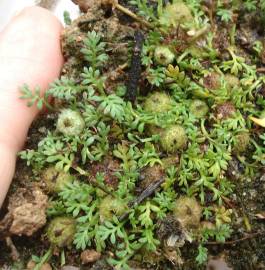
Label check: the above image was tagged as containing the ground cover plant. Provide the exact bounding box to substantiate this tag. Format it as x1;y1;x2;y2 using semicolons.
1;0;265;269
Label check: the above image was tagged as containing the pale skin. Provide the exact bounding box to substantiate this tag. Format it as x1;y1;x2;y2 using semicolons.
0;6;64;207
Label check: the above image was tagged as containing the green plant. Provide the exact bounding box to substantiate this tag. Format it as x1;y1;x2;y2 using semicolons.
196;224;232;264
81;31;108;69
196;244;208;264
92;94;126;123
146;66;166;86
63;10;72;25
221;48;245;76
129;0;160;23
47;76;81;101
18;1;265;268
30;248;53;270
216;1;234;23
253;40;263;56
243;0;257;11
217;8;233;23
20;84;51;110
81;67;106;95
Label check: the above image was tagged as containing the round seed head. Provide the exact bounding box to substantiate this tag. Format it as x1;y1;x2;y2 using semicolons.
154;46;175;66
233;132;250;153
160;125;187;153
43;167;74;193
47;217;76;248
57;109;85;136
173;196;202;229
190;99;209;118
144;92;172;113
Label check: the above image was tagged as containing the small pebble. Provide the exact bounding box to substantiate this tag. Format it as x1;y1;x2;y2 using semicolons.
41;263;52;270
207;258;232;270
27;260;36;270
81;249;101;264
61;266;80;270
38;127;47;133
27;261;52;270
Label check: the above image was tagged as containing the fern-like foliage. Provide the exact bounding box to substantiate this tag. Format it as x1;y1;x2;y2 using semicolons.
81;31;108;68
129;0;159;22
47;76;80;101
93;94;126;123
81;67;106;95
20;84;51;110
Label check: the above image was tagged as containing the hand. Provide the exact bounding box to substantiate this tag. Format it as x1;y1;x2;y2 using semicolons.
0;6;64;207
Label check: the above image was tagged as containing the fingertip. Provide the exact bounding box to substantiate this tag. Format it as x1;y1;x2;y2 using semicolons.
13;6;63;32
0;6;65;208
0;5;64;58
0;5;64;150
0;142;16;208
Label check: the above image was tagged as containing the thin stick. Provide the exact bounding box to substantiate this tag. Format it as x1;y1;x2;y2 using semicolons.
205;231;264;246
5;237;19;261
119;178;164;221
131;178;164;207
73;166;115;197
189;25;210;43
221;195;235;209
33;248;52;270
257;67;265;73
119;62;128;70
114;2;153;29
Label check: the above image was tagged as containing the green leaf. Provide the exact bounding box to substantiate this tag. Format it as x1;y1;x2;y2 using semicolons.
81;31;108;68
47;76;79;101
20;84;50;110
196;245;208;264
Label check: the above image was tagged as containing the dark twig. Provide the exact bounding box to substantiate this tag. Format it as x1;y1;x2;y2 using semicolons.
73;166;116;197
221;195;236;209
125;30;144;103
119;178;164;221
205;231;265;246
113;2;153;29
77;18;101;28
131;178;164;207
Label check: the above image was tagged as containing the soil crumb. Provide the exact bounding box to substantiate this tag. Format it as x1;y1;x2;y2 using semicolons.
0;187;47;237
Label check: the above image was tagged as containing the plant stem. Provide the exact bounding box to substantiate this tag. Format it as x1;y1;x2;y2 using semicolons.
33;247;52;270
205;231;264;245
73;166;116;197
189;25;209;42
5;237;19;261
114;2;153;29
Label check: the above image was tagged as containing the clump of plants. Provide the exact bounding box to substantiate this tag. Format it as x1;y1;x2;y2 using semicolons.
17;0;265;269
